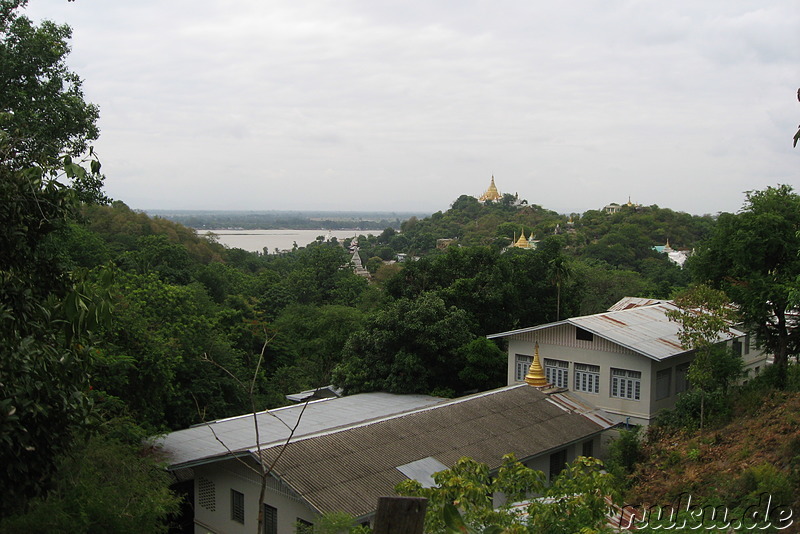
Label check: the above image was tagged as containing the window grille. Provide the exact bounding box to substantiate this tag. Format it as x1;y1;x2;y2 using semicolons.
198;477;216;512
231;489;245;524
574;363;600;394
263;504;278;534
515;355;533;382
544;358;569;388
610;368;641;400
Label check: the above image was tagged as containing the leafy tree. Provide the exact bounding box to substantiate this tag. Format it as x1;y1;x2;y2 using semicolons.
332;292;477;394
571;260;653;315
0;0;99;169
270;304;365;389
691;185;800;388
96;272;253;429
117;234;194;284
397;455;619;534
456;338;507;392
0;432;180;533
384;241;579;335
0;0;109;512
665;284;743;428
285;244;367;306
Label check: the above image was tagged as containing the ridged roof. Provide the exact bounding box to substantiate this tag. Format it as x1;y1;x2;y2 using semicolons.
488;301;743;361
257;385;612;517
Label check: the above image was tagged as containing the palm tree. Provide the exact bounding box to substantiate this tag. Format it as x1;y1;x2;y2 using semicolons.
548;256;573;321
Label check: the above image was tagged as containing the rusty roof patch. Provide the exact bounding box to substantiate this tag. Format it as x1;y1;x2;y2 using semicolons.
599;315;628;326
657;338;684;349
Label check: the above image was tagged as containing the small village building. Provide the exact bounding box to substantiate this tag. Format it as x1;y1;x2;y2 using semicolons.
157;384;613;533
488;297;769;425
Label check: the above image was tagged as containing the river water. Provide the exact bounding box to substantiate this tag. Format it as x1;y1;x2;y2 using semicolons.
200;229;365;254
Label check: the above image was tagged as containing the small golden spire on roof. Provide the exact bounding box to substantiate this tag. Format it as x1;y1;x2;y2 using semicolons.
525;343;549;387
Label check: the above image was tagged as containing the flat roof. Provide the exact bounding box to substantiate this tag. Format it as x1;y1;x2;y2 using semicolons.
155;392;444;467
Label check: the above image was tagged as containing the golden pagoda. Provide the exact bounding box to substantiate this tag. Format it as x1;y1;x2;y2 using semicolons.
513;229;531;249
525;343;549;388
479;175;502;202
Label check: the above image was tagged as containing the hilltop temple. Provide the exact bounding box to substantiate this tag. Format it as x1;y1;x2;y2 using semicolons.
479;176;503;202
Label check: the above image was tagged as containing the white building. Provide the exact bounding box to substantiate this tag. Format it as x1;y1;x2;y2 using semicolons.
156;386;612;533
488;298;769;425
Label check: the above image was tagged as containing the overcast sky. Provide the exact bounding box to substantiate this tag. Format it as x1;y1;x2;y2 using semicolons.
25;0;800;216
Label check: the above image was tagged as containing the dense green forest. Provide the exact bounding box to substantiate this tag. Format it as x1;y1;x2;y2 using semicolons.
3;1;800;531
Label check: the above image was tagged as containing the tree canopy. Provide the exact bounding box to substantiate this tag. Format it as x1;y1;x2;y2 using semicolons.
0;0;99;169
0;0;107;512
690;185;800;388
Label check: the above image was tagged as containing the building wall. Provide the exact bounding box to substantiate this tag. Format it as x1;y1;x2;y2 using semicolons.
194;458;317;534
506;327;655;424
505;325;770;425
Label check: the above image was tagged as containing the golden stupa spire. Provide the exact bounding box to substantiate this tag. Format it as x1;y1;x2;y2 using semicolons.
479;175;502;202
514;228;529;248
525;343;549;387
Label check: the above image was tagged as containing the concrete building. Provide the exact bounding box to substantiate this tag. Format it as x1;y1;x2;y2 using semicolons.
488;298;769;425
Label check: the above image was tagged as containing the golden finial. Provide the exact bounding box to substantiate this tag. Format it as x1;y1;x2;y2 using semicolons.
525;343;549;387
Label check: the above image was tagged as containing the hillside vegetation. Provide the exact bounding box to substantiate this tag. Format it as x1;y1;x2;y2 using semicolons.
611;368;800;532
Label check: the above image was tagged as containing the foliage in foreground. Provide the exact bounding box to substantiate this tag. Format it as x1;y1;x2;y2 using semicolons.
397;455;619;534
0;431;181;534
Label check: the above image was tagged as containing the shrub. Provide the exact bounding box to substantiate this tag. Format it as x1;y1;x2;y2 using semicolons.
728;463;793;506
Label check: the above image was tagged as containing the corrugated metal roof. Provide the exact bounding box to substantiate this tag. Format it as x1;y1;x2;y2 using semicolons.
257;385;612;518
607;297;670;311
155;392;444;468
488;301;743;362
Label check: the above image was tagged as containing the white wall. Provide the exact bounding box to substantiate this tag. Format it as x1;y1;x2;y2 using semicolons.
505;325;655;424
194;458;317;534
504;325;771;425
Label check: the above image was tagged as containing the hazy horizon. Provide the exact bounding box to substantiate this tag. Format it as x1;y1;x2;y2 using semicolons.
27;1;800;216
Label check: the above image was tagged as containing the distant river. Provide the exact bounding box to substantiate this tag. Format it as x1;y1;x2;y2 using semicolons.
200;229;363;254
